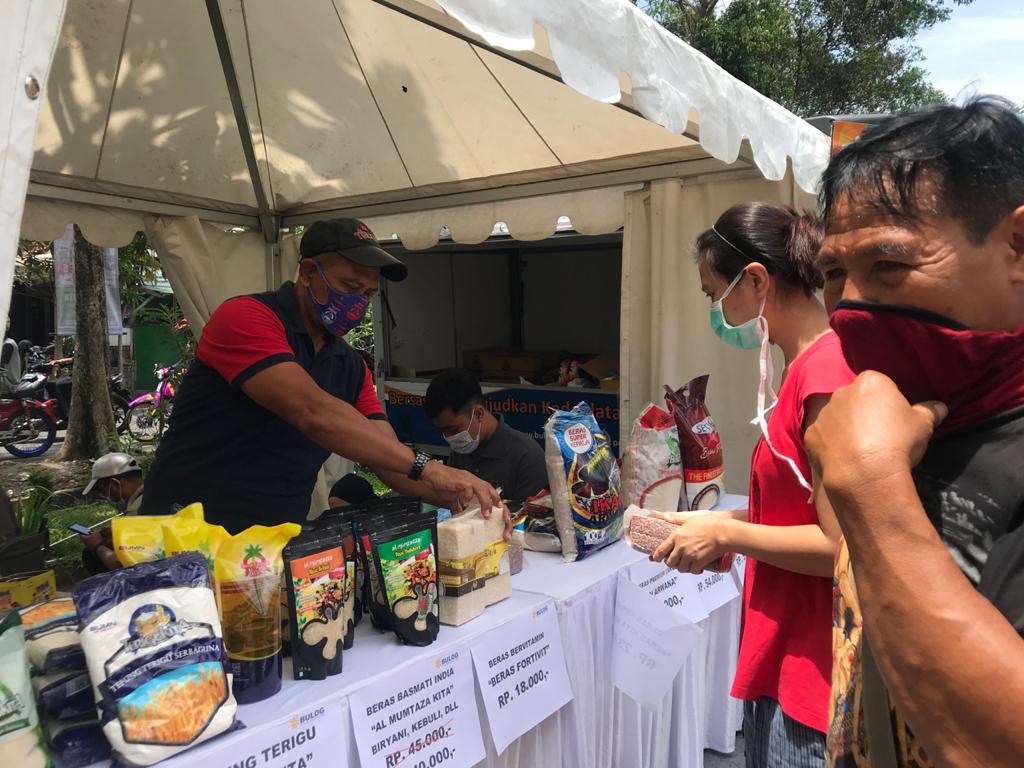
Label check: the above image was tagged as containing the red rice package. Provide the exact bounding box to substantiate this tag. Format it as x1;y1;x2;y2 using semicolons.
664;375;724;510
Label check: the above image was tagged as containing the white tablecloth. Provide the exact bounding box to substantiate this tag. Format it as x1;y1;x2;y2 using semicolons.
98;498;746;768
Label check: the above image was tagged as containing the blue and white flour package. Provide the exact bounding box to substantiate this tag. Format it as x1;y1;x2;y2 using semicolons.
544;402;624;562
72;552;238;766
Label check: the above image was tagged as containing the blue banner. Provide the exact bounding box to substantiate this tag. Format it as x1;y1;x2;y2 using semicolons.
384;382;620;455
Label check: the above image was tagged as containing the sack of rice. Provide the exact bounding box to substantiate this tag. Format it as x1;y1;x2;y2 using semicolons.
438;504;510;626
544;402;623;562
73;552;238;766
664;376;725;510
0;611;49;768
620;404;682;511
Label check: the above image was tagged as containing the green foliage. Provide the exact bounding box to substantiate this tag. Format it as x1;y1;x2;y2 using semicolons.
47;501;118;584
641;0;968;115
14;469;56;535
345;303;374;353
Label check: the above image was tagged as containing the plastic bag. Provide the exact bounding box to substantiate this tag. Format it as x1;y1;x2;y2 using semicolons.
73;552;237;766
0;611;49;768
214;523;300;704
112;503;204;567
621;404;682;510
544;402;624;562
162;518;229;583
19;598;84;674
665;376;725;510
282;529;345;681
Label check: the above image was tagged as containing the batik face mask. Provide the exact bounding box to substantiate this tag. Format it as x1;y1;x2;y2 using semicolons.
308;263;370;339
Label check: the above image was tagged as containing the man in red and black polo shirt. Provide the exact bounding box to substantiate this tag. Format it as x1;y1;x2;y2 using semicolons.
142;218;499;533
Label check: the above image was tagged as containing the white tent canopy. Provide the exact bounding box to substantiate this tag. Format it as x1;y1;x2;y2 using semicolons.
18;0;827;250
4;0;829;508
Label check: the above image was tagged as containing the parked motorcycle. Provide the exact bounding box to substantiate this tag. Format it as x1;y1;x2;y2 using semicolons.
0;387;58;458
20;351;131;433
126;363;178;442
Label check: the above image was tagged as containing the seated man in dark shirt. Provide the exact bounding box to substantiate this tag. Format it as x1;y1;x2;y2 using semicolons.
806;97;1024;767
425;369;548;502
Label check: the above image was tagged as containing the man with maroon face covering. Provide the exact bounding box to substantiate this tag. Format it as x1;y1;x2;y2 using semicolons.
807;97;1024;767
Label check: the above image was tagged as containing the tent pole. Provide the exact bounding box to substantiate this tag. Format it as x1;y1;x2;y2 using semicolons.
204;0;278;245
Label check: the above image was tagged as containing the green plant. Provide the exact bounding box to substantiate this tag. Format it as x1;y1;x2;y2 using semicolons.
14;469;56;536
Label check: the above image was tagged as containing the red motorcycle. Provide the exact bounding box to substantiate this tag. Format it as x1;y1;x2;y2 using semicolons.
0;388;58;458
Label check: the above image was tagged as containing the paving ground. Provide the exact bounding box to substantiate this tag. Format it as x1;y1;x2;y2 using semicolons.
705;735;745;767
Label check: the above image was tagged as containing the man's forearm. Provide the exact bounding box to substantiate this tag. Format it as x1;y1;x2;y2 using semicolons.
370;467;447;507
827;469;1024;768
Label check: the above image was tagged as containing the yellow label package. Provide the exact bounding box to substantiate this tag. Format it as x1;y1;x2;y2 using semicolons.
214;523;299;704
112;504;204;567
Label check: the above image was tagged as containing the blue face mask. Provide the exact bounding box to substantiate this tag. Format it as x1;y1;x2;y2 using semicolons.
308;263;370;339
709;269;762;350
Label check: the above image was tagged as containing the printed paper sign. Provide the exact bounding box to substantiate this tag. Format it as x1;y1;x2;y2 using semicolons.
349;647;485;768
691;567;740;614
611;573;702;705
470;601;574;754
628;558;709;624
162;700;346;768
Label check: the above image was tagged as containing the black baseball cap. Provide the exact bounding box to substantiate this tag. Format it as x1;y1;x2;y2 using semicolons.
300;218;408;282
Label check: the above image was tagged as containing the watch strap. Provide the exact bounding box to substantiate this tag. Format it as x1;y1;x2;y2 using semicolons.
408;451;431;481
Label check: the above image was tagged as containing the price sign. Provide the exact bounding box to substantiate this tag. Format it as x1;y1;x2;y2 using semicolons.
731;554;748;589
349;648;485;768
470;601;573;754
691;567;740;614
628;558;709;623
161;701;346;768
611;573;702;705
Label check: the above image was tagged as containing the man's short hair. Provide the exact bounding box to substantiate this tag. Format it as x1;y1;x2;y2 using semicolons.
425;368;484;418
820;96;1024;243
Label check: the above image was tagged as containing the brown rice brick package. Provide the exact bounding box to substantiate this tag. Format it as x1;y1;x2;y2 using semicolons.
664;375;725;510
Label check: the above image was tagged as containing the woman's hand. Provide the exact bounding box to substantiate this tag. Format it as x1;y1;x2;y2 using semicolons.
650;514;728;574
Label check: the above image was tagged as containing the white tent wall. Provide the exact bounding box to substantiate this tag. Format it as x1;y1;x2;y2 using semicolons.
621;173;816;492
142;216;268;333
1;0;67;327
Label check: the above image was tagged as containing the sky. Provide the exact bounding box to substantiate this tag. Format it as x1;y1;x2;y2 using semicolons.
914;0;1024;104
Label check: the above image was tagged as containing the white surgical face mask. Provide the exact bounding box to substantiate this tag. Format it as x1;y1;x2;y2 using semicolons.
750;317;814;498
445;409;481;454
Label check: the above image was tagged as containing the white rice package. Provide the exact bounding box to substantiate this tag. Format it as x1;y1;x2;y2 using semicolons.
19;597;85;674
72;552;238;766
544;402;624;562
620;404;683;511
438;505;510;626
0;611;49;768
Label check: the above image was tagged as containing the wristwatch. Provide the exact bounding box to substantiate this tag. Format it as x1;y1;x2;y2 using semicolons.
408;451;431;481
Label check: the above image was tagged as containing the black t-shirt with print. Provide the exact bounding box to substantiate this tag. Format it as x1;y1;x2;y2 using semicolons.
912;405;1024;634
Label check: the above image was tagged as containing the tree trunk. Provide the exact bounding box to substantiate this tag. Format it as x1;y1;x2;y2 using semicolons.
56;226;115;460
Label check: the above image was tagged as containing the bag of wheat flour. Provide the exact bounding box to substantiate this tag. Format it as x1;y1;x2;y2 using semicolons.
73;552;237;766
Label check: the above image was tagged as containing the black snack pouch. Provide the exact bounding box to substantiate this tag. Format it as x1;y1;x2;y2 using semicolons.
316;505;364;631
283;529;345;681
32;670;93;721
369;509;440;647
353;497;422;632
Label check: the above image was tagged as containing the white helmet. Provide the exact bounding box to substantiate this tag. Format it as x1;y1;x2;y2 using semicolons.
83;452;141;495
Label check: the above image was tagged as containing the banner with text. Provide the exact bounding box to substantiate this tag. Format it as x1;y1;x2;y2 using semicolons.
52;224;123;335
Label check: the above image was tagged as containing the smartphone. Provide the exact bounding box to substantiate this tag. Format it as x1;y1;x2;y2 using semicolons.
69;523;93;536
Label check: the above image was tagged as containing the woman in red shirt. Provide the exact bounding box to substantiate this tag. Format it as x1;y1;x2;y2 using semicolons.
652;203;853;767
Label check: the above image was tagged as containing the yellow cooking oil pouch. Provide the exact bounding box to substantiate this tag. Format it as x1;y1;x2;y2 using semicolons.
112;503;204;567
214;523;300;703
162;518;228;576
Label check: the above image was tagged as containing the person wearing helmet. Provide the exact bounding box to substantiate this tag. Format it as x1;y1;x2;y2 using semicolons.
78;453;145;574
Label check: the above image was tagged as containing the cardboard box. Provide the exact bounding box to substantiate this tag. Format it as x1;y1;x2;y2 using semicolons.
463;349;566;380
